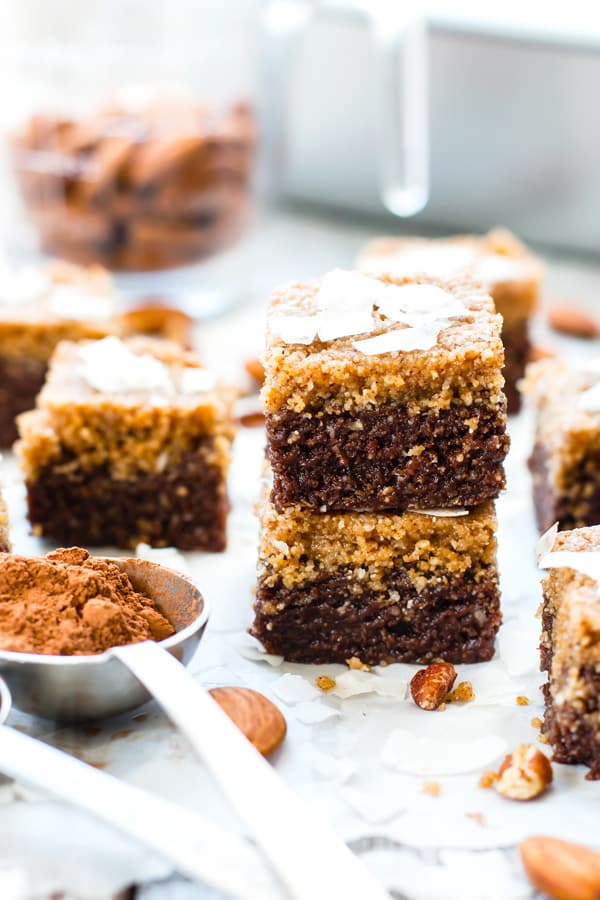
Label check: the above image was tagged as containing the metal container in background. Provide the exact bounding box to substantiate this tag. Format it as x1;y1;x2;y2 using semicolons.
265;3;600;255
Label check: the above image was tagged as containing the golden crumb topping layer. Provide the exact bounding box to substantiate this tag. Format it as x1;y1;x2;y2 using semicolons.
17;337;236;480
258;495;497;591
357;228;541;328
263;272;505;415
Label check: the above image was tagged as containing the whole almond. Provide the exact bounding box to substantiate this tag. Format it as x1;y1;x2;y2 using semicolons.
245;357;265;384
410;662;457;710
547;305;599;339
520;836;600;900
209;686;286;756
529;344;557;363
496;743;553;800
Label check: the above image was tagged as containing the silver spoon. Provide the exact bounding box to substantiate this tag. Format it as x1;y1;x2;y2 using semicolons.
0;677;280;900
0;557;391;900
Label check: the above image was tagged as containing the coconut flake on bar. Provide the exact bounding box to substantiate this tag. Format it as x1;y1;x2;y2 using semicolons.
316;269;384;312
538;550;600;585
79;336;173;394
179;367;218;394
535;522;559;562
270;314;318;345
408;508;469;518
578;383;600;413
376;283;465;324
352;322;446;355
47;286;113;321
315;307;374;341
381;729;507;776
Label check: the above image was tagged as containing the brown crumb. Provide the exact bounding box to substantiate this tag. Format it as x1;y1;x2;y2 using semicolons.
447;681;475;703
465;812;486;827
531;716;543;729
422;780;441;797
316;675;336;692
516;695;529;706
346;656;371;672
479;770;499;789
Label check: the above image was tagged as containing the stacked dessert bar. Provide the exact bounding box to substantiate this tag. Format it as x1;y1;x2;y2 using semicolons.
252;269;509;664
357;228;541;414
18;336;235;551
0;259;118;446
539;524;600;779
522;357;600;532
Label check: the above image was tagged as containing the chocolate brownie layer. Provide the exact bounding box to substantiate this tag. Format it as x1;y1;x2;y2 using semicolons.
253;570;500;665
0;355;47;447
502;319;530;415
26;451;228;551
529;442;600;533
267;401;508;512
542;678;600;779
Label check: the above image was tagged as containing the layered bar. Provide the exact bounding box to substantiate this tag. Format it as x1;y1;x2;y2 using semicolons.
0;260;118;446
357;228;542;414
264;269;509;513
522;358;600;532
18;336;235;550
539;525;600;779
253;494;501;665
0;489;9;553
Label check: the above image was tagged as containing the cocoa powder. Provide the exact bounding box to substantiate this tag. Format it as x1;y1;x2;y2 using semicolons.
0;547;175;655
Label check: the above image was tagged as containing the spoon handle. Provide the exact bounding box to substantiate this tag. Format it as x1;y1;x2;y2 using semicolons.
0;725;280;900
114;642;391;900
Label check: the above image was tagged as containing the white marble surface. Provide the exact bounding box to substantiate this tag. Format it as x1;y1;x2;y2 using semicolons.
1;210;600;900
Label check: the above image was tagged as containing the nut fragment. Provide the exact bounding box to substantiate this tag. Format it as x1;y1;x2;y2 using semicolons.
422;780;441;797
478;770;498;789
346;656;371;672
120;303;195;349
209;686;287;756
316;675;336;692
495;743;553;801
410;661;457;710
520;836;600;900
446;681;475;703
245;357;265;384
237;411;265;428
516;695;529;706
547;304;599;339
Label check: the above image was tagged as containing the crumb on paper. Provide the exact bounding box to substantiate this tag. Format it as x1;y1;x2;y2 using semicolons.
538;733;550;744
447;681;475;703
346;656;371;672
422;780;441;797
531;716;543;729
516;695;529;706
316;675;336;692
478;770;498;789
465;812;486;827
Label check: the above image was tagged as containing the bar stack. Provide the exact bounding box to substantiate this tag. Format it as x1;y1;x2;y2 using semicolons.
252;268;509;665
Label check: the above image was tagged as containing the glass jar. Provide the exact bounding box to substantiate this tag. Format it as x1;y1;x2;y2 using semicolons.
0;0;258;273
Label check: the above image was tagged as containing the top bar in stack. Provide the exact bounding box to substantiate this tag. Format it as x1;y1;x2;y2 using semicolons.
357;228;542;414
264;269;509;513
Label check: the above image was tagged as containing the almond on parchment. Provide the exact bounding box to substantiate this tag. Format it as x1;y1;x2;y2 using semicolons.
520;836;600;900
209;686;286;756
410;661;457;710
547;304;599;339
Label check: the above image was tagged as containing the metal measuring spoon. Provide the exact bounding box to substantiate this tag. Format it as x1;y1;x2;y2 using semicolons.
0;556;391;900
0;676;280;900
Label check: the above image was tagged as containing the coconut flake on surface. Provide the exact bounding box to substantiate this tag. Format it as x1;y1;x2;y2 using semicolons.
381;729;507;776
578;383;600;413
179;367;218;394
305;746;357;783
352;322;446;355
231;633;284;668
135;543;190;575
269;314;318;345
340;785;405;824
330;669;407;700
271;673;320;705
407;508;469;518
293;701;340;725
535;522;559;562
79;337;173;394
538;550;600;585
47;286;113;322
